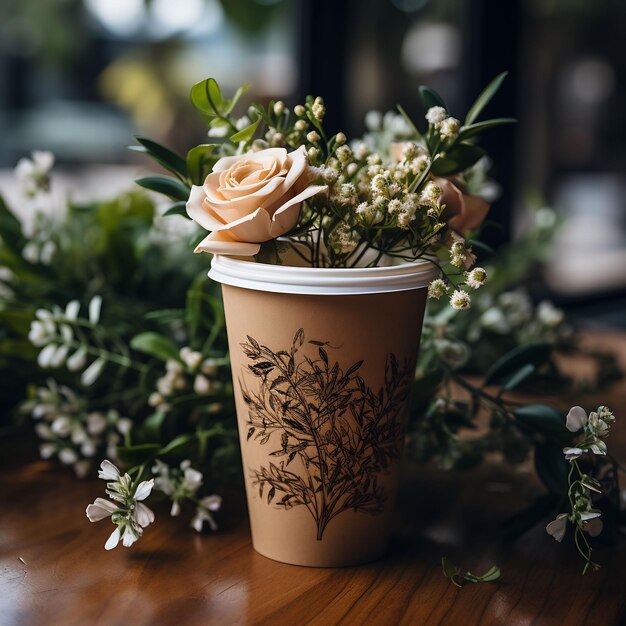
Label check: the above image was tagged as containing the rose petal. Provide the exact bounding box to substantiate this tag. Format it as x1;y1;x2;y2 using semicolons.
269;184;327;238
186;185;225;231
194;230;261;256
211;148;287;173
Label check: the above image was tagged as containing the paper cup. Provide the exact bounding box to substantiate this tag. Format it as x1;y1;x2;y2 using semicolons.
210;255;438;566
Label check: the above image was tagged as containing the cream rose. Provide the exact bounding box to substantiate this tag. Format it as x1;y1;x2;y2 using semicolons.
434;176;490;234
186;146;326;256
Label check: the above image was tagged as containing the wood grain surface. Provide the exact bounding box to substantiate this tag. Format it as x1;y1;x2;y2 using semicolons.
1;331;625;626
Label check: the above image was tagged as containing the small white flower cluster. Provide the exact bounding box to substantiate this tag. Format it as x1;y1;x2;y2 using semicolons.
29;296;105;386
563;405;615;460
152;459;222;531
86;460;155;550
546;405;615;555
25;380;131;477
427;268;486;311
425;106;461;140
14;150;54;197
328;222;360;255
471;290;568;343
149;347;224;412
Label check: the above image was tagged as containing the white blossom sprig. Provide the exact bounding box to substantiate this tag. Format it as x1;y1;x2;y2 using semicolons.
86;460;155;549
546;405;616;573
28;296;146;386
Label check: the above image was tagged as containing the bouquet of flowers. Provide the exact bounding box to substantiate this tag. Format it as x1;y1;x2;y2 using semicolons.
134;73;515;310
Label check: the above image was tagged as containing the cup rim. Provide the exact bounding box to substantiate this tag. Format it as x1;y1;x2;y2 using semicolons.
209;254;440;296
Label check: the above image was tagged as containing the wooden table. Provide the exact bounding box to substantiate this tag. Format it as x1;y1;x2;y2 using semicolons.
2;332;626;626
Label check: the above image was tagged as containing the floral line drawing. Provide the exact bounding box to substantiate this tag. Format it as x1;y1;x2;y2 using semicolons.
239;328;412;540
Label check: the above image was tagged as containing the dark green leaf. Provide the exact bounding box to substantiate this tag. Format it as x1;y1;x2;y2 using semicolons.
484;342;551;386
501;363;536;392
229;117;261;143
0;196;26;253
419;86;447;110
431;144;486;176
116;443;161;465
465;72;508;125
458;118;516;141
500;493;558;540
131;136;188;178
396;104;423;141
534;442;570;494
163;202;189;218
130;332;180;362
513;404;566;435
135;176;190;201
159;434;194;456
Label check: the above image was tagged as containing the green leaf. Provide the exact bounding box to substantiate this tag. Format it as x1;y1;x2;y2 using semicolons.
116;443;161;466
131;136;188;178
431;143;486;176
513;404;566;435
501;363;536;392
158;434;194;456
0;196;26;254
396;104;423;141
135;176;190;201
190;77;223;116
458;118;516;141
465;72;508;125
484;342;551;386
225;82;251;115
229;117;261;143
163;202;189;218
130;332;180;362
141;410;168;440
419;85;447;110
534;442;570;494
475;565;501;582
186;144;219;185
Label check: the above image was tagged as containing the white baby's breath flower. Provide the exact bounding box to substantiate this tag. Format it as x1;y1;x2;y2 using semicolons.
466;267;487;289
440;117;460;139
294;119;307;131
334;132;347;145
450;290;471;311
428;279;447;300
425;106;447;128
294;104;306;117
307;131;321;143
194;374;213;395
37;344;58;368
312;97;325;121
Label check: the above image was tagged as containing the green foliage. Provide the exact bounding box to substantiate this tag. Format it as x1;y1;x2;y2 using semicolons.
441;557;501;587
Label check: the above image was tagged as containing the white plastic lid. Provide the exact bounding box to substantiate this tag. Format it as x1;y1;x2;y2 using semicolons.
209;255;439;296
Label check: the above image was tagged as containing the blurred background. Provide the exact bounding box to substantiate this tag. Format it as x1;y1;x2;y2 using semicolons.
0;0;625;326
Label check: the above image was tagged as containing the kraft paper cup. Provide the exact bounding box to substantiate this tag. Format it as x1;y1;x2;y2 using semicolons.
210;255;438;567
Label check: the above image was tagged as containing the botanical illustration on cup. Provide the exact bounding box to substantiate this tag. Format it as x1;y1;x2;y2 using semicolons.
239;328;412;540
